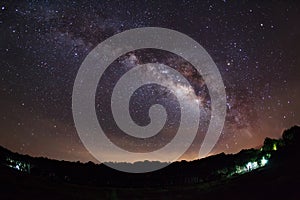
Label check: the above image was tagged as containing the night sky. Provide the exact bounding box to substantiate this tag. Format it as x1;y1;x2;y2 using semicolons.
0;0;299;163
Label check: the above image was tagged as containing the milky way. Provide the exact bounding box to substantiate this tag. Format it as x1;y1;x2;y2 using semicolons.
0;0;299;162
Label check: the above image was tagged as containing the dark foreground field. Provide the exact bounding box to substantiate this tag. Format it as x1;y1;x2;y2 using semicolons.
1;151;299;200
1;126;300;199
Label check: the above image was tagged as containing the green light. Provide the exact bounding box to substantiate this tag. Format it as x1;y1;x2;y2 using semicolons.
246;162;252;170
261;157;268;166
235;166;248;174
253;162;258;168
273;144;277;151
246;161;259;171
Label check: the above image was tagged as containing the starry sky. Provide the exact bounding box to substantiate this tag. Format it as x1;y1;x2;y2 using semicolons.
0;0;299;163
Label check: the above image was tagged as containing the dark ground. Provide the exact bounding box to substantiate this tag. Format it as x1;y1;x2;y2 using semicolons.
1;126;300;199
0;159;299;200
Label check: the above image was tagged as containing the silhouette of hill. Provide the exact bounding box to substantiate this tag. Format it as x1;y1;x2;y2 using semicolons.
0;125;299;199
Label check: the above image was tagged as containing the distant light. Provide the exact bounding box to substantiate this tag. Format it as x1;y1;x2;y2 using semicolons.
252;162;258;169
246;162;252;170
246;161;258;171
273;144;277;151
261;157;268;166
